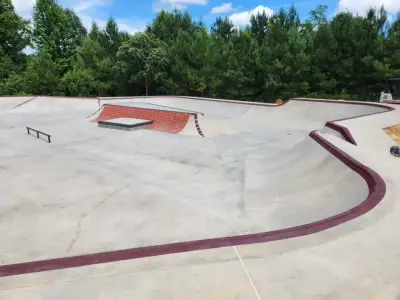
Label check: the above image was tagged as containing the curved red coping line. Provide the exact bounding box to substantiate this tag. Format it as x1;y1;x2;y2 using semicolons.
325;122;358;146
0;130;386;277
383;100;400;104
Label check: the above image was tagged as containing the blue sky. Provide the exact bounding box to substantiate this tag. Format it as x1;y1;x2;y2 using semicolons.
12;0;399;34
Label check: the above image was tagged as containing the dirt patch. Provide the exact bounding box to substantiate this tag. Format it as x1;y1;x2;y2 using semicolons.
383;124;400;144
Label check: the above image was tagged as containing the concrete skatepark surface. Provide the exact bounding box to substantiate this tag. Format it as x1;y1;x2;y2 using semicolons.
1;96;400;299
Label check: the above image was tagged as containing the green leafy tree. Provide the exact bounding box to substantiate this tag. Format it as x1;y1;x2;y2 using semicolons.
211;17;234;40
116;33;169;96
387;14;400;78
89;22;101;42
63;36;111;96
99;18;129;57
264;8;311;100
0;1;398;100
62;58;98;96
25;51;60;95
307;11;338;96
309;5;328;26
147;10;204;42
207;37;244;99
0;72;28;95
231;29;268;100
0;0;30;92
63;9;87;61
0;0;30;60
250;11;271;43
33;0;86;75
85;18;131;96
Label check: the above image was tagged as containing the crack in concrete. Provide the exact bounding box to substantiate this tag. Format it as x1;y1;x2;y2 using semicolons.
66;183;131;253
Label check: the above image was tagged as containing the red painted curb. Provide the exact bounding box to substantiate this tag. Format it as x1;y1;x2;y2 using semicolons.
383;100;400;104
316;99;395;145
325;122;358;145
0;130;386;277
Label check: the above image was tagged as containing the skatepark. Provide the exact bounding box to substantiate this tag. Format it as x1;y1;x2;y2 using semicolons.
1;95;400;299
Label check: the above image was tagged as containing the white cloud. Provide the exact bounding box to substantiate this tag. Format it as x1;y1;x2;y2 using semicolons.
210;2;234;14
11;0;146;35
11;0;109;19
160;0;207;4
79;14;146;34
72;0;109;13
336;0;400;15
79;14;107;29
12;0;35;18
229;5;274;27
152;0;207;13
114;19;147;34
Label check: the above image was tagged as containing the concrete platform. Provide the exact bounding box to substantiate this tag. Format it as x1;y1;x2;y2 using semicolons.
98;117;153;131
1;95;400;299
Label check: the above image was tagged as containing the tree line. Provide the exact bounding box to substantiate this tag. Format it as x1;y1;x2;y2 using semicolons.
1;0;399;102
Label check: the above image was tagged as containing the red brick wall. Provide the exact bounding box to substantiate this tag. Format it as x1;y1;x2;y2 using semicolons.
94;105;191;134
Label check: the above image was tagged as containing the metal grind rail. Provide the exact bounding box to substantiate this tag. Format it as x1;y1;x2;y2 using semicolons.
26;127;51;143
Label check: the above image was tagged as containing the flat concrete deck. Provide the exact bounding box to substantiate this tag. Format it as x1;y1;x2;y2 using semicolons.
1;96;400;299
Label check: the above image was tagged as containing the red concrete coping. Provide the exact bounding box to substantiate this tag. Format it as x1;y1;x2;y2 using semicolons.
325;122;358;145
383;100;400;104
0;130;386;277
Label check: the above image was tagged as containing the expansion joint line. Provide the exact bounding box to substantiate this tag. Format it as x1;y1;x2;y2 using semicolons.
233;246;262;300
